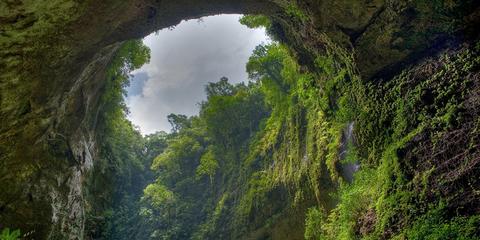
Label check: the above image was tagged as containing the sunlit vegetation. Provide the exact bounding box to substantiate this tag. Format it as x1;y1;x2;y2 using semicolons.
83;15;480;240
300;32;480;240
1;0;479;238
142;78;269;239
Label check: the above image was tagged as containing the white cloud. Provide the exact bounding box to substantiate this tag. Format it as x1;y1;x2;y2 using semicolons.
126;14;269;135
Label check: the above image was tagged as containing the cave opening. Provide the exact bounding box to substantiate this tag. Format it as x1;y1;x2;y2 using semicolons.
1;1;479;239
125;14;270;134
83;13;285;239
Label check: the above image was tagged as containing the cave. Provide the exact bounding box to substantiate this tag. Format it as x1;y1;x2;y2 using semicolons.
1;0;479;239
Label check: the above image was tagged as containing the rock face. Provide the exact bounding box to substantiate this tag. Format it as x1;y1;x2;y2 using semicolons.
0;0;478;239
0;1;276;238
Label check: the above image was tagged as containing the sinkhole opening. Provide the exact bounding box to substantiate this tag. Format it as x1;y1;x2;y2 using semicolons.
88;13;287;239
124;14;270;134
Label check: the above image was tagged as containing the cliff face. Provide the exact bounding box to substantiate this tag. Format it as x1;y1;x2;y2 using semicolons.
0;0;478;239
0;1;275;238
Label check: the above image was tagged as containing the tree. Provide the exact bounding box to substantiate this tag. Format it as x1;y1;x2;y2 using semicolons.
196;147;219;183
167;114;190;133
239;15;271;29
205;77;235;98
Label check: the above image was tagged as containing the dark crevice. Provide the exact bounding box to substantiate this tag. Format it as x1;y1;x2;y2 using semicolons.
371;31;479;82
338;5;386;45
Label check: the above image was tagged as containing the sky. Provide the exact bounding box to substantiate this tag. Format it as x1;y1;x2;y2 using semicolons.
125;14;269;135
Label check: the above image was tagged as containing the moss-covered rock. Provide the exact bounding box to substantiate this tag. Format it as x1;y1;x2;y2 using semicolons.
0;0;478;239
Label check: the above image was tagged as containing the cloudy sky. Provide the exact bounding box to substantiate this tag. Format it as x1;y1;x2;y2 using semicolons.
126;14;269;135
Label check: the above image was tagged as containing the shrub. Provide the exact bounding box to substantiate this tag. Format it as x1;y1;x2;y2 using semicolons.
0;228;20;240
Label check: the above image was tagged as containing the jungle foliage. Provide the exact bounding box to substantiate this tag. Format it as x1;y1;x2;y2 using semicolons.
87;15;480;240
84;40;169;239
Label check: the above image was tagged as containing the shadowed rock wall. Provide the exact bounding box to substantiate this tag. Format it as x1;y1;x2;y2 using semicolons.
0;1;278;238
0;0;478;239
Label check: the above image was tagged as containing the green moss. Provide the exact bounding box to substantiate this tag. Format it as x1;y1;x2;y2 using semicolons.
284;2;308;22
304;206;326;240
236;171;273;218
401;206;480;240
303;38;480;239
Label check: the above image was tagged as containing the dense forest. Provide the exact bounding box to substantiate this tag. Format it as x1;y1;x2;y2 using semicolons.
1;0;479;239
10;15;472;239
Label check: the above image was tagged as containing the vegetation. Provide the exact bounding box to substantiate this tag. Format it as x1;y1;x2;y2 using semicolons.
84;40;169;239
84;14;479;240
141;78;270;239
0;229;20;240
300;33;480;240
1;0;479;239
